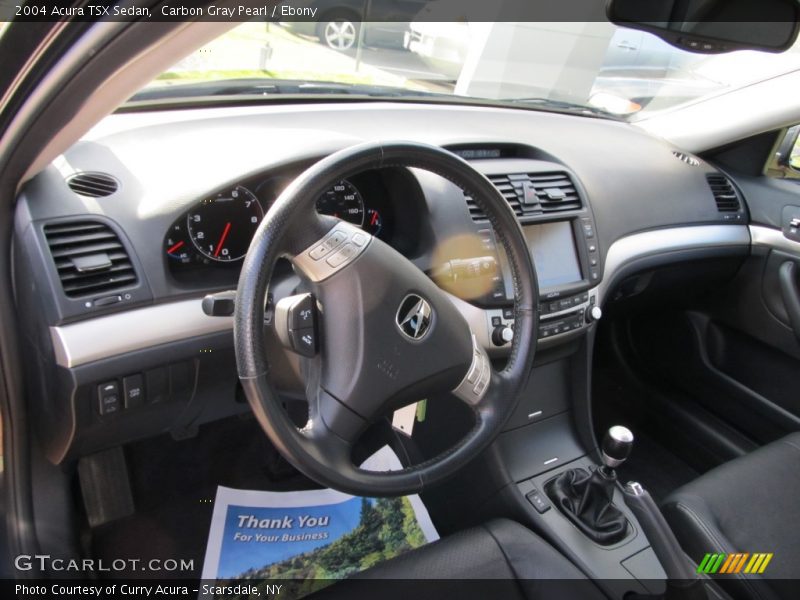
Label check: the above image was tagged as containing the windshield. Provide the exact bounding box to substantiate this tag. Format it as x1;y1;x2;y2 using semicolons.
135;21;800;119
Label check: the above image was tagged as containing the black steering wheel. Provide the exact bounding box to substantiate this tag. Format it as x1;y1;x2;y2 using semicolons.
234;142;538;496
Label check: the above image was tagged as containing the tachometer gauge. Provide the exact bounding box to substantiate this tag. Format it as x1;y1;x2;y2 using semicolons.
316;180;364;226
187;185;263;262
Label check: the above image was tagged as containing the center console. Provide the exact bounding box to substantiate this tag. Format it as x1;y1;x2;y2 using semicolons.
481;214;601;348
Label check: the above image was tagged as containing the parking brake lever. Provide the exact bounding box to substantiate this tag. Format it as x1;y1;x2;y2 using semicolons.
623;482;707;600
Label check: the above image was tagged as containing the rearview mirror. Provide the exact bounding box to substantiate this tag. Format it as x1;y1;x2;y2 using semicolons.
607;0;800;54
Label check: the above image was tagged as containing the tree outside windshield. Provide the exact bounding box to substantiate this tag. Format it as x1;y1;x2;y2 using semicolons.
140;20;800;119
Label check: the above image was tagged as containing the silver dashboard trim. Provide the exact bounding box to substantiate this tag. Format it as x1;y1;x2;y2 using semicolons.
50;299;233;368
51;224;752;368
750;225;800;255
596;224;750;304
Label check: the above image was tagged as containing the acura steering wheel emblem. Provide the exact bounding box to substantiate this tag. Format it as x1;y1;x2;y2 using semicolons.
396;294;433;340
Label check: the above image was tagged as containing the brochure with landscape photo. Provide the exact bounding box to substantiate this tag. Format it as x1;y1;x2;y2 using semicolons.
201;447;439;598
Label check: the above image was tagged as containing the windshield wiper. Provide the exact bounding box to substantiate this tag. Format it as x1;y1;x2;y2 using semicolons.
128;78;446;103
504;97;618;119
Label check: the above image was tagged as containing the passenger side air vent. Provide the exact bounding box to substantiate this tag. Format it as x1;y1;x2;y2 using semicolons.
706;174;741;212
66;172;119;198
43;221;137;298
672;151;700;167
464;171;582;221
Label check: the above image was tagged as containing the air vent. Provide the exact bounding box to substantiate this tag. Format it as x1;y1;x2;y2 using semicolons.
706;174;741;212
66;172;119;198
465;171;582;221
43;221;137;298
673;151;700;167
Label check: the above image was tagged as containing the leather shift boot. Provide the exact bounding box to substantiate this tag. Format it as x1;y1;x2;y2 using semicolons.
546;467;628;545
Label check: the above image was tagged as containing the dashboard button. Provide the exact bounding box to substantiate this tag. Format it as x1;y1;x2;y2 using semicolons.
97;381;120;416
123;374;144;409
526;489;551;513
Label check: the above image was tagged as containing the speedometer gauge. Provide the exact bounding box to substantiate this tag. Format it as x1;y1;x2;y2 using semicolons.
187;185;263;262
316;180;364;226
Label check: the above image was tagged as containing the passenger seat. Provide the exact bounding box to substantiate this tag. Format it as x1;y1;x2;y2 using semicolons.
662;432;800;600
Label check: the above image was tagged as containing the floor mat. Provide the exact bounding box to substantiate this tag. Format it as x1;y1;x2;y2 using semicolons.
89;415;317;578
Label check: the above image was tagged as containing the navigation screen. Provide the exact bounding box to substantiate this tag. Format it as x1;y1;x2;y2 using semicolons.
523;222;582;288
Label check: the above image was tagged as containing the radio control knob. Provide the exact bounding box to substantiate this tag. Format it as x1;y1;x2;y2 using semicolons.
492;325;514;346
586;306;603;323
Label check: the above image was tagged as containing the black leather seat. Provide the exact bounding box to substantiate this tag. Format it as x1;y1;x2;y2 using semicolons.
662;432;800;600
311;519;604;600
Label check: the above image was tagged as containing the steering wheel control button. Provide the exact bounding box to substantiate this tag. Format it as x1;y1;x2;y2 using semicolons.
309;230;348;261
466;356;481;384
275;293;319;357
123;374;145;409
288;294;315;330
291;328;317;357
97;381;120;416
453;336;491;405
294;223;372;282
326;242;358;268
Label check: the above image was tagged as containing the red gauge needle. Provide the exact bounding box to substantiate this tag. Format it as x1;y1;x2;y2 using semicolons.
370;211;379;226
213;222;232;258
167;240;185;254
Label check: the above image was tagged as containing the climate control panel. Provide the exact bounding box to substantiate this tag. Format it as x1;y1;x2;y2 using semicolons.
485;290;599;347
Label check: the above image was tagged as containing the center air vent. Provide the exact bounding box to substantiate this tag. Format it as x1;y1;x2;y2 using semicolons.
43;221;137;298
465;171;582;221
66;172;119;198
706;174;741;212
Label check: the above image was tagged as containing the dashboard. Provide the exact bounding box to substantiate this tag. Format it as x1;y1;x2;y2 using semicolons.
12;101;751;464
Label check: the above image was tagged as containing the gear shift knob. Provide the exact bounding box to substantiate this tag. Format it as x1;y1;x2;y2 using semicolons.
601;426;634;469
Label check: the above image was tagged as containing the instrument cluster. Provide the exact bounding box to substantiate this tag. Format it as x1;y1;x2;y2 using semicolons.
163;169;399;283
